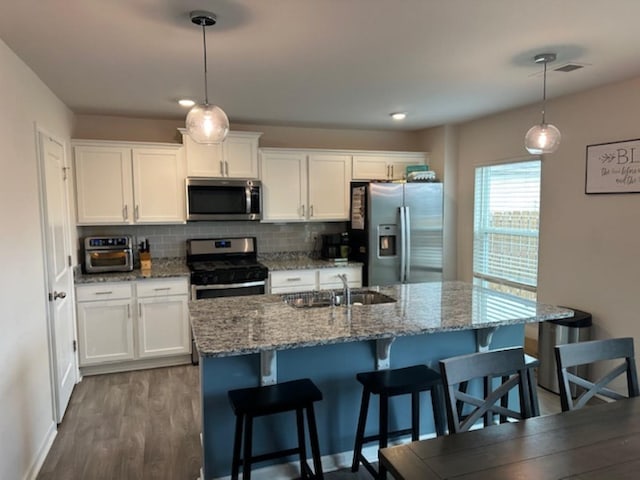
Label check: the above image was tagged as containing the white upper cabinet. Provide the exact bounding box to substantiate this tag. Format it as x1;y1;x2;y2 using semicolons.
260;149;351;222
74;145;133;224
132;148;185;223
74;141;185;225
308;153;351;220
260;150;307;221
352;152;428;181
181;130;262;179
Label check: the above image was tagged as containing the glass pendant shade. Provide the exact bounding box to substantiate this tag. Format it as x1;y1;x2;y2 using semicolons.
186;103;229;145
524;123;561;154
186;11;229;145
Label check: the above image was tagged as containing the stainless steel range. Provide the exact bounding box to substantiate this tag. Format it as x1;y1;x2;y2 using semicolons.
187;237;269;300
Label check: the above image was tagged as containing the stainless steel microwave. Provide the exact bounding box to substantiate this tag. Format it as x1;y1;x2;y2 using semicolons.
186;178;262;221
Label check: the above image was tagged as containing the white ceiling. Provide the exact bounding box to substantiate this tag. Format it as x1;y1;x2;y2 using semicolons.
2;0;640;130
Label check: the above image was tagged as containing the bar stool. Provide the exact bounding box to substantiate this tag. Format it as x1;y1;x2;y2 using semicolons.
351;365;446;479
228;378;324;480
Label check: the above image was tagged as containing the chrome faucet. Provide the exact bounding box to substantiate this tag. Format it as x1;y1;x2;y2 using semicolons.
337;273;351;307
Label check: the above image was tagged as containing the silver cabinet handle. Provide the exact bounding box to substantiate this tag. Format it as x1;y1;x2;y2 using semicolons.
391;165;394;178
225;161;229;176
138;303;142;317
220;160;224;176
286;277;302;282
94;291;113;295
135;205;139;221
127;304;131;318
301;204;305;217
123;205;128;220
153;287;171;291
310;205;314;217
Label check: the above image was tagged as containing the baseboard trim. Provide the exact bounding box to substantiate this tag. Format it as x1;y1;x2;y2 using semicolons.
210;432;438;480
24;421;57;480
80;354;191;376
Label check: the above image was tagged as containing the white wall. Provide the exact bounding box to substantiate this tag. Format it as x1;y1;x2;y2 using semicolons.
455;76;640;386
0;38;73;480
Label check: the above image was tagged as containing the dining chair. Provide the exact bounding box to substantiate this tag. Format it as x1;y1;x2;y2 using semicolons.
554;337;639;412
439;347;534;433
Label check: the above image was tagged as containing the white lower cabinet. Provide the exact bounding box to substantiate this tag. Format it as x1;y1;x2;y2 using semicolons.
136;279;190;358
269;269;318;294
75;278;190;370
76;283;135;366
269;266;362;294
318;266;363;289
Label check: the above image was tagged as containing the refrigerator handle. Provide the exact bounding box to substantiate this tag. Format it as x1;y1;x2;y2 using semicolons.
399;206;406;283
404;206;411;282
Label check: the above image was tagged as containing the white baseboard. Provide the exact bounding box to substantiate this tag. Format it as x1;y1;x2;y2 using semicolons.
24;421;57;480
210;432;438;480
79;354;191;376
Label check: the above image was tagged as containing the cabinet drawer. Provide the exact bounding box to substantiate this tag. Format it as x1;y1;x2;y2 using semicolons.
318;267;362;288
270;270;316;290
136;278;189;298
76;283;132;302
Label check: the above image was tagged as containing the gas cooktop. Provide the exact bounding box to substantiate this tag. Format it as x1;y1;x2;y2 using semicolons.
186;237;268;286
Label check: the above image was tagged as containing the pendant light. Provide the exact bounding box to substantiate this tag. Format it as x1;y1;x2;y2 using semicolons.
524;53;561;155
186;11;229;145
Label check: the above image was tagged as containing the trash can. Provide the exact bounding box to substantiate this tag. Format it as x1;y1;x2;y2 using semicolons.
537;308;592;394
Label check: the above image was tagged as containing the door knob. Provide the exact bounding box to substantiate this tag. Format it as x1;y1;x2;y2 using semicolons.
50;291;67;301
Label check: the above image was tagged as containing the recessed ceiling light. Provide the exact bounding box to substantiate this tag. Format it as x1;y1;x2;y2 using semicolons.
390;112;407;121
178;99;196;108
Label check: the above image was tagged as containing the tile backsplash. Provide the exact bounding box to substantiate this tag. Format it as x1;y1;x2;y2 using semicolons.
78;221;348;259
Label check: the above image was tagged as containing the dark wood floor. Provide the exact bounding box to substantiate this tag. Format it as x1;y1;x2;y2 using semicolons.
38;365;201;480
38;364;563;480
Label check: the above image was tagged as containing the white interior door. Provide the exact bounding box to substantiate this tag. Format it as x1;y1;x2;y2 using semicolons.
39;132;78;423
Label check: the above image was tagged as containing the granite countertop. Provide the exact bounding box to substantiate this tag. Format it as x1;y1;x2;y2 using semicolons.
259;252;363;271
189;281;573;358
74;257;190;284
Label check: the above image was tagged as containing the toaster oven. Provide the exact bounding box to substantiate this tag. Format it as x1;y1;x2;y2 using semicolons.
83;236;134;273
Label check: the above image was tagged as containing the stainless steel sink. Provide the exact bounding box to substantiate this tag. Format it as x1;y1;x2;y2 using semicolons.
281;289;396;308
334;291;396;306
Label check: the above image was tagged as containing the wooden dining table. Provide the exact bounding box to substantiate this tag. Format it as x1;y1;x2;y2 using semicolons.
379;397;640;479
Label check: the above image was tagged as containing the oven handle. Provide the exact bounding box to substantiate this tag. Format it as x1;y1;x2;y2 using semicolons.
192;280;266;291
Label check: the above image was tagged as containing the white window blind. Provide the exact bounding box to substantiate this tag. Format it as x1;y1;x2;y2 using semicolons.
473;160;541;300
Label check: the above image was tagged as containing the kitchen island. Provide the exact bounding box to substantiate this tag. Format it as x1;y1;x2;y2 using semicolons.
190;281;572;479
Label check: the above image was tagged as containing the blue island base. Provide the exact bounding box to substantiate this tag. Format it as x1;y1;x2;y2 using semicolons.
200;325;524;479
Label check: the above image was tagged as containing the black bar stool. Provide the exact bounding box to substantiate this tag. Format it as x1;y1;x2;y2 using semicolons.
351;365;446;479
228;378;324;480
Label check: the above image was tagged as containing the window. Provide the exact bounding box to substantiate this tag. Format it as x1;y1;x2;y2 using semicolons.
473;160;541;301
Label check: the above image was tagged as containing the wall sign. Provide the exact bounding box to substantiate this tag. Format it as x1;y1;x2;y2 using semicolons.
586;138;640;194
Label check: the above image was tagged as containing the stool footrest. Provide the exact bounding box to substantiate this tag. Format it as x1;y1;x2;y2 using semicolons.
242;447;300;465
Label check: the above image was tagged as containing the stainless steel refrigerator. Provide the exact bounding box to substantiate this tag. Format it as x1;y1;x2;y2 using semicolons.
349;181;443;286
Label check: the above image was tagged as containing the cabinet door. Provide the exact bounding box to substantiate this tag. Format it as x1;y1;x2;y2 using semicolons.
352;154;390;180
183;133;224;177
318;266;363;289
136;296;190;358
223;132;260;178
76;299;134;365
75;146;133;224
132;147;185;223
389;156;427;180
261;151;307;222
308;154;351;221
269;269;317;293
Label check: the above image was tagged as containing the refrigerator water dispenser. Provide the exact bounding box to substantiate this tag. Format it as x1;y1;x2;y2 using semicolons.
378;225;397;257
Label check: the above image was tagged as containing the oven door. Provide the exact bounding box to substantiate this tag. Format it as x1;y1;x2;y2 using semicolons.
191;280;266;300
85;249;133;273
190;279;265;365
